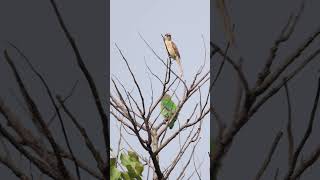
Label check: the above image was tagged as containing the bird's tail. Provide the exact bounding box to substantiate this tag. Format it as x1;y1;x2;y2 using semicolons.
176;57;183;78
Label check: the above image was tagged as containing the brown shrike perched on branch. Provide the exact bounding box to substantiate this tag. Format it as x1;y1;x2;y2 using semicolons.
164;33;184;78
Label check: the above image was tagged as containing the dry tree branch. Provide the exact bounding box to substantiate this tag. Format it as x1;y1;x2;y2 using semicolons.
3;50;71;179
192;151;202;180
254;131;283;180
291;144;320;179
256;0;306;86
47;80;79;127
115;44;146;117
0;111;62;179
110;106;139;132
211;2;320;176
113;76;145;121
48;1;109;161
186;156;205;180
156;107;209;155
284;80;294;166
249;47;320;117
210;42;230;90
210;42;250;93
254;25;320;96
176;138;201;180
145;60;165;86
284;77;320;180
60;153;103;180
0;96;103;179
211;105;226;150
0;1;108;179
0;152;30;180
211;1;320;180
112;78;165;179
56;96;105;174
0;97;59;177
111;80;147;149
163;126;202;179
6;44;81;180
111;33;210;179
5;41;80;128
233;58;244;120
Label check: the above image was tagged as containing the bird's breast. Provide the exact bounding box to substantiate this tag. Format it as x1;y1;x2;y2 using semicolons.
165;41;177;59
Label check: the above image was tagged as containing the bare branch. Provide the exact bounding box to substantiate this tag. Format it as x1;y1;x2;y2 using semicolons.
210;43;250;93
48;0;109;158
284;80;294;166
115;44;146;117
3;50;71;179
8;44;81;180
254;131;283;180
249;47;320;117
284;77;320;180
0;118;62;179
291;144;320;179
56;96;105;174
256;1;305;85
254;25;320;96
0;152;30;180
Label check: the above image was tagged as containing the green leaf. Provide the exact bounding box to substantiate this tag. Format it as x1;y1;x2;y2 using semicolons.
128;151;144;176
126;165;137;178
121;172;131;180
128;151;139;161
120;151;144;179
110;158;121;180
110;158;116;167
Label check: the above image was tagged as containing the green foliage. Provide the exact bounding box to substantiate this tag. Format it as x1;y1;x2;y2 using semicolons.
110;158;121;180
110;151;144;180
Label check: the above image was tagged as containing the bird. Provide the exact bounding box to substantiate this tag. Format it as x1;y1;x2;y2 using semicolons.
164;33;184;78
160;93;178;129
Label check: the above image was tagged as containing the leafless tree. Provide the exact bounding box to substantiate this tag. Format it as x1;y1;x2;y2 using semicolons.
212;0;320;179
110;34;210;180
0;1;107;180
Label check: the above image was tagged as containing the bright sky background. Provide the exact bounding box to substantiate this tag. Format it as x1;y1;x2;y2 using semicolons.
110;0;210;179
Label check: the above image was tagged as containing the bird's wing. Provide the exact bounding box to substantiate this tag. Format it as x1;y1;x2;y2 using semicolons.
171;41;180;59
162;99;175;110
164;40;170;54
171;41;183;78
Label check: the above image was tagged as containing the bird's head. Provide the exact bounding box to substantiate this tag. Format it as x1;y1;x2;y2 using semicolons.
164;33;172;41
162;93;171;100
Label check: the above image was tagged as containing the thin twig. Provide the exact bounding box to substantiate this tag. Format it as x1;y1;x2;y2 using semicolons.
254;131;283;180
